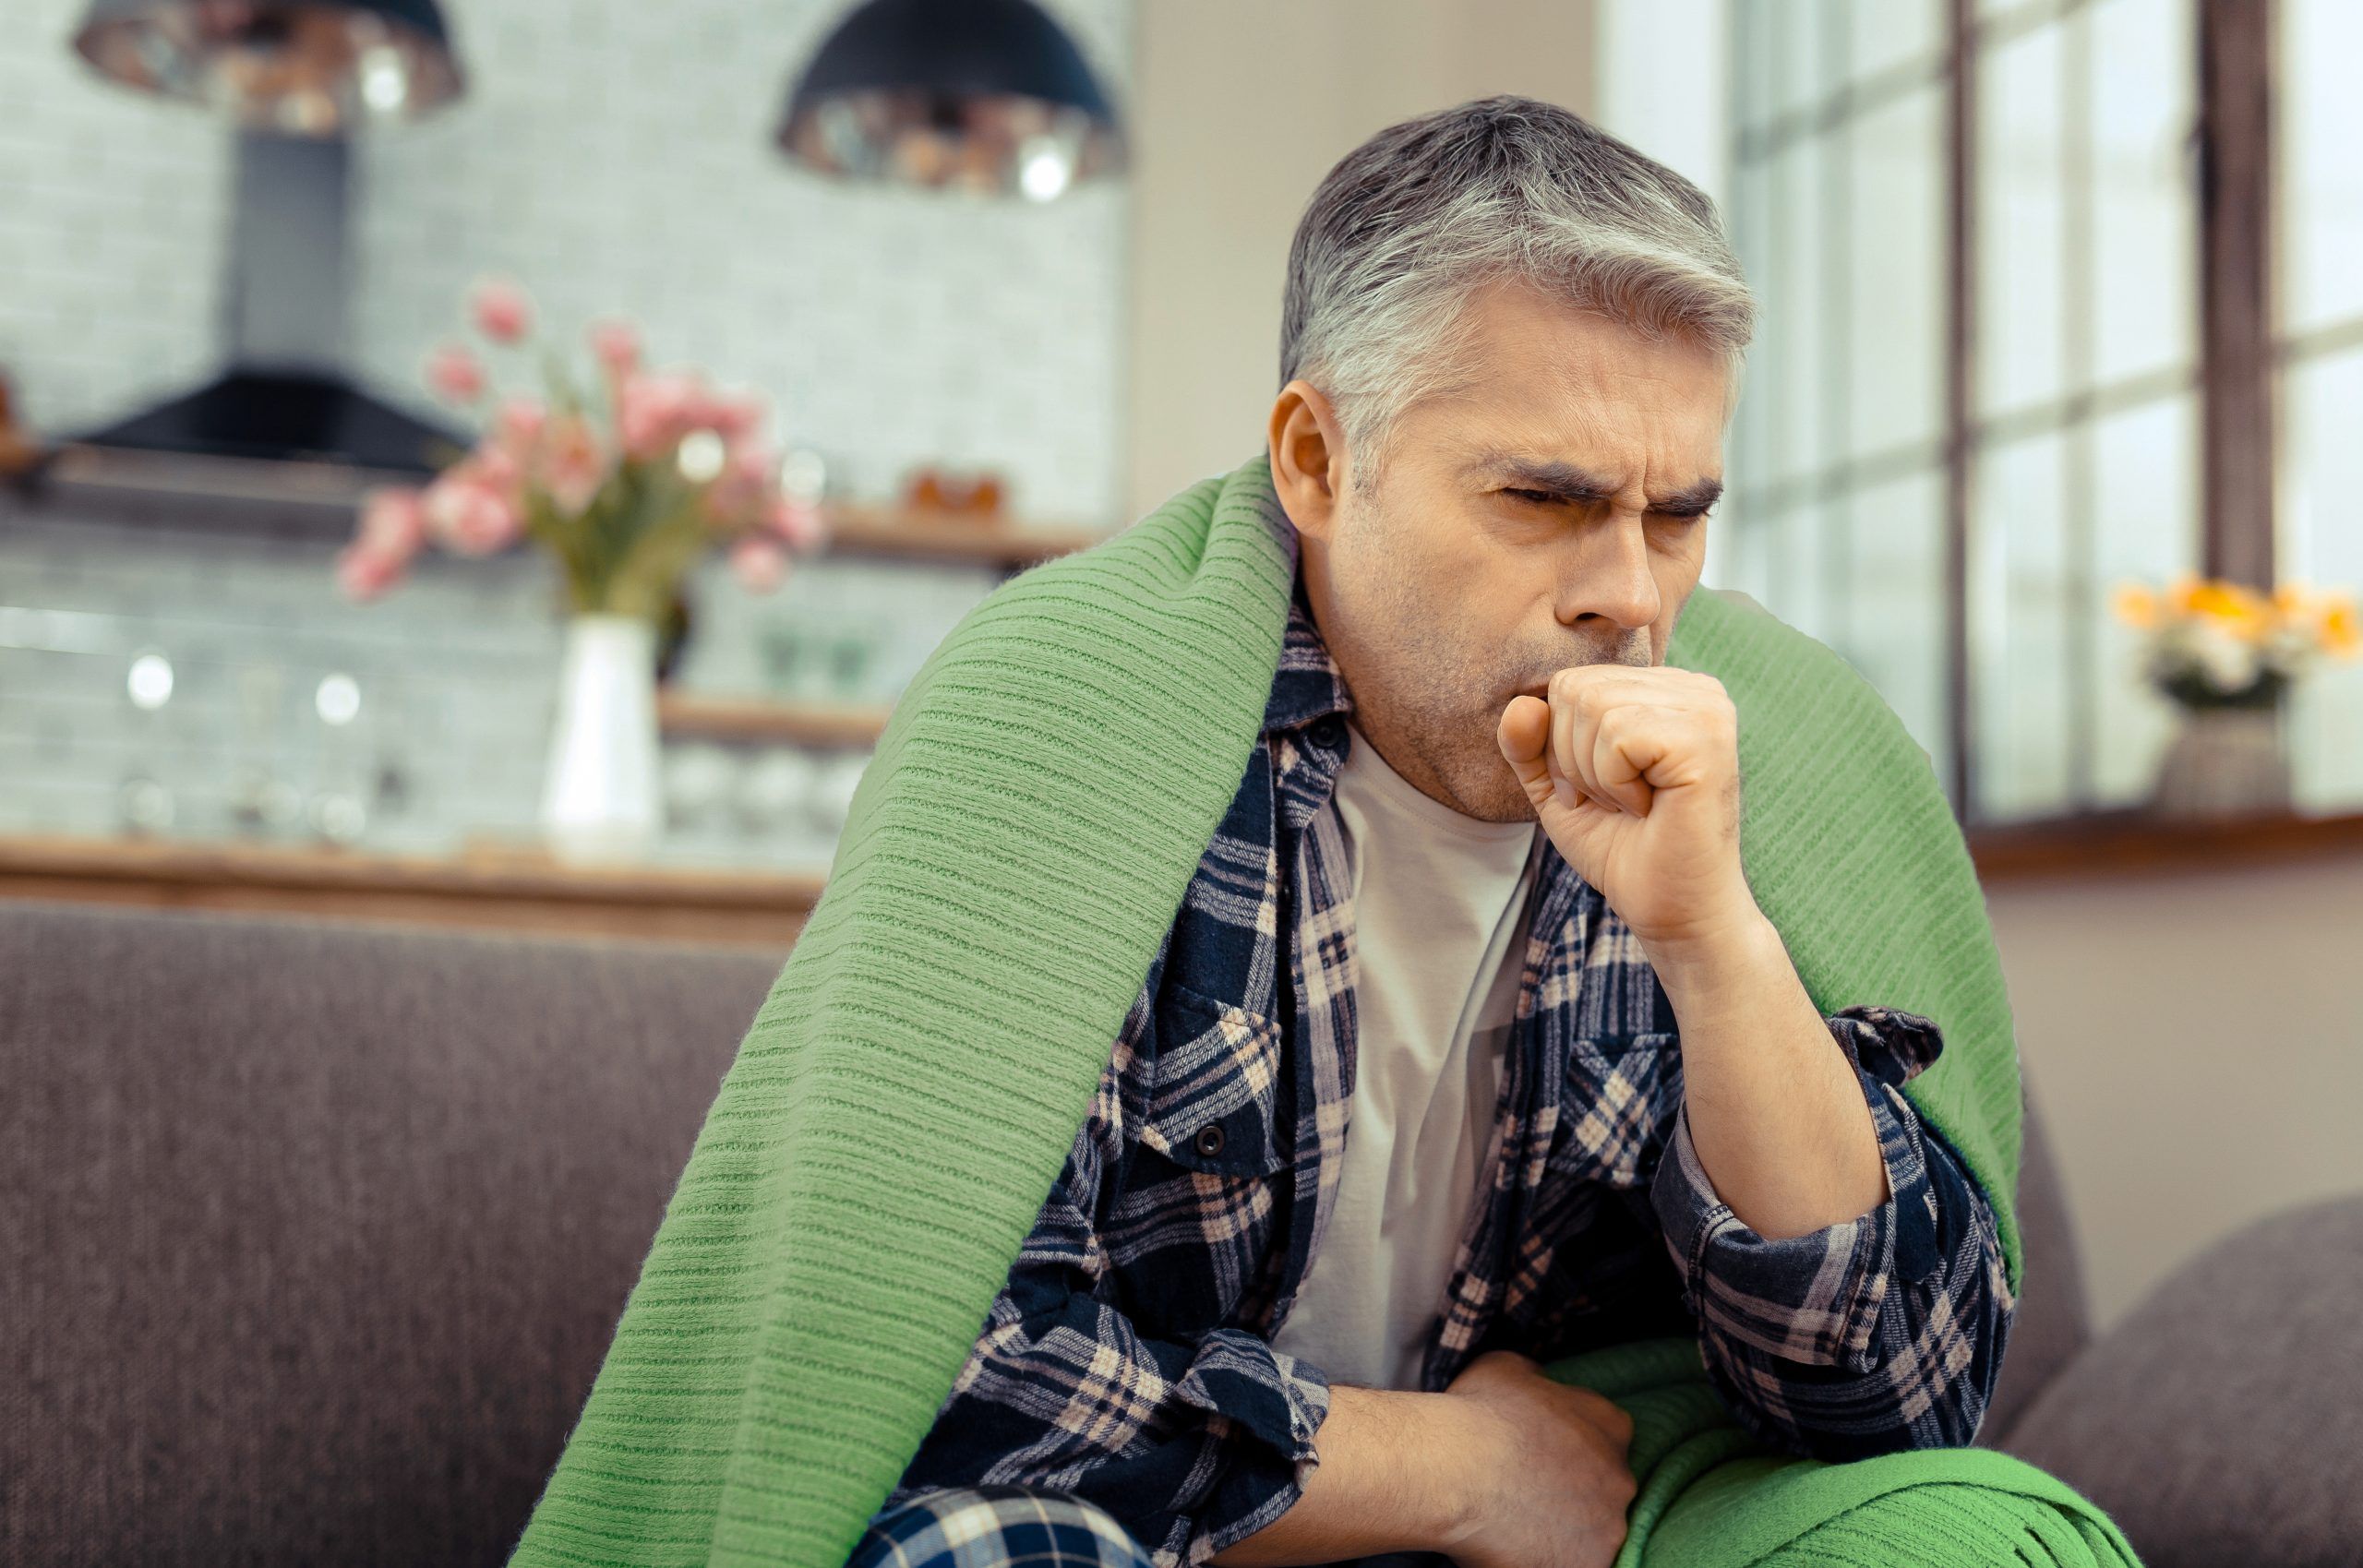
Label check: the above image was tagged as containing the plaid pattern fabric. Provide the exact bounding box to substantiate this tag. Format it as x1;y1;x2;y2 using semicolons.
851;1486;1158;1568
875;545;2016;1568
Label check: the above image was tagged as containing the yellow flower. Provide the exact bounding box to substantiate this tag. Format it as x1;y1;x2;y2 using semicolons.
2163;572;2204;615
2325;595;2361;658
2111;582;2160;629
2185;580;2268;641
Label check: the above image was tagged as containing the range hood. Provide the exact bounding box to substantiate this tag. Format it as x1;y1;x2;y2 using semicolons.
67;128;466;479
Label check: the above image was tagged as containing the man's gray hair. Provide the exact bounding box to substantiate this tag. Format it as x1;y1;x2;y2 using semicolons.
1278;94;1756;487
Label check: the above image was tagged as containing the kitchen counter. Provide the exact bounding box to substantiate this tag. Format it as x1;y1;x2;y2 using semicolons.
0;832;823;949
4;809;2356;952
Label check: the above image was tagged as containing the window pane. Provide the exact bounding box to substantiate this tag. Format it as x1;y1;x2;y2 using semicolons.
2283;0;2363;335
1971;431;2073;820
1712;502;1781;610
1767;0;1834;121
1847;85;1944;455
1977;18;2067;415
2089;394;2200;806
2090;0;2196;385
1843;468;1951;794
1764;137;1828;485
2281;350;2363;811
1850;0;1942;83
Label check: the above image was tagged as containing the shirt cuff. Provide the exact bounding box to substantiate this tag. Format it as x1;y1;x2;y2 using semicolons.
1177;1342;1334;1565
1651;1010;1945;1371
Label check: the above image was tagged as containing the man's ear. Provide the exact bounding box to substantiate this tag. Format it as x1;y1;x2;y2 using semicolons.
1266;379;1349;544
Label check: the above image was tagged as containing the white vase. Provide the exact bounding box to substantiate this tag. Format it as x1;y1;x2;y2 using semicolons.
540;613;662;864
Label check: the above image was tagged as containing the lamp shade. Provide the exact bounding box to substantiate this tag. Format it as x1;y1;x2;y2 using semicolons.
777;0;1124;199
70;0;463;135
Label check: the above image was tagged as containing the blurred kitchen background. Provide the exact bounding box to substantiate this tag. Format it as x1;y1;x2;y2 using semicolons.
3;0;2359;1330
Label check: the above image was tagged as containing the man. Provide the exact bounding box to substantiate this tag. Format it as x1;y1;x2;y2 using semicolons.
847;96;2012;1568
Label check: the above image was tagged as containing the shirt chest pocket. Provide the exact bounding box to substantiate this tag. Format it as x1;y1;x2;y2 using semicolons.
1548;1028;1681;1188
1137;981;1291;1179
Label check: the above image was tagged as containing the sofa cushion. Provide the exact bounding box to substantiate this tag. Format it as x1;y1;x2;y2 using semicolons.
1978;1082;2092;1446
0;900;782;1568
2001;1191;2363;1568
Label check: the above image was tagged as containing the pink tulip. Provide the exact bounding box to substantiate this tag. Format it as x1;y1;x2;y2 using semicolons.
590;319;642;380
764;493;831;553
702;468;768;529
710;391;768;441
335;541;408;601
618;370;702;461
424;473;523;556
539;413;608;515
468;443;525;503
426;341;486;404
493;396;547;455
729;535;791;592
471;278;533;344
355;485;427;561
726;438;777;484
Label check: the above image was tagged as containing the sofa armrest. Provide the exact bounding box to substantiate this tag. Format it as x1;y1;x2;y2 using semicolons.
1997;1191;2363;1568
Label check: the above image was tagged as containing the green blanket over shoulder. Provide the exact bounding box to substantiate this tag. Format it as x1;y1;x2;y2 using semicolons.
509;452;2131;1567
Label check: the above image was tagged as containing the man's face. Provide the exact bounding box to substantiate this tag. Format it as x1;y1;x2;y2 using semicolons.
1274;277;1731;823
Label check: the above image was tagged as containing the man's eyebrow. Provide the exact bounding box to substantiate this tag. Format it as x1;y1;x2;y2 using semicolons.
1463;452;1723;515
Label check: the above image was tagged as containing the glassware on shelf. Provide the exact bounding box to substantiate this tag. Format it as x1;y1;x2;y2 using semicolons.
807;750;870;833
116;648;175;836
734;748;818;835
229;661;303;838
662;743;738;832
306;669;369;846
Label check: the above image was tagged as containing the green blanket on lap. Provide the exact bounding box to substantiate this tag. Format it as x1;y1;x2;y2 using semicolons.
510;451;2128;1567
1543;1337;2138;1567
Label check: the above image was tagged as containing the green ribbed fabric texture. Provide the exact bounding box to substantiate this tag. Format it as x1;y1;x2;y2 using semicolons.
507;451;2033;1568
1541;1336;2140;1567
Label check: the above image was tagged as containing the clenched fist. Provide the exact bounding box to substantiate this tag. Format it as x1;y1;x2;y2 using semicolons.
1497;665;1757;952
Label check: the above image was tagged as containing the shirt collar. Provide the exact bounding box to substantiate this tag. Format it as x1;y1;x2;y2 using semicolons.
1260;552;1357;738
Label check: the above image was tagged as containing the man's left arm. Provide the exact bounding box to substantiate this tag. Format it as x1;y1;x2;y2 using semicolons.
1642;911;2017;1459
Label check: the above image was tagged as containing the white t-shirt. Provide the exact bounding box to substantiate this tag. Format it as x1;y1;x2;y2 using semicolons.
1268;717;1542;1391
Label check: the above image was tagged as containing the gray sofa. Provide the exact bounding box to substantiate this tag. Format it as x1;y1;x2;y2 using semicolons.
3;899;2357;1567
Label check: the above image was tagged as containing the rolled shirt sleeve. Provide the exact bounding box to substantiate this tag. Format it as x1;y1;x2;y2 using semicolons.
1649;1003;2019;1460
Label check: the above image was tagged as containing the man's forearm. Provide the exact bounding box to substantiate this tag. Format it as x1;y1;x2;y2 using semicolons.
1206;1384;1482;1566
1641;905;1889;1240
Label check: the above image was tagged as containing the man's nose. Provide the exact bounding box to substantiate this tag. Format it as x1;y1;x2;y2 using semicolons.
1554;520;1661;636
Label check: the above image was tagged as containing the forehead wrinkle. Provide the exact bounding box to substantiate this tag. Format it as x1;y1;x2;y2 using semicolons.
1454;443;1722;511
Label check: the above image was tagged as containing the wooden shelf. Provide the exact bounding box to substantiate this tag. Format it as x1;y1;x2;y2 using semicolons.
1966;807;2363;882
656;688;893;748
817;501;1109;570
0;832;824;948
18;442;1117;569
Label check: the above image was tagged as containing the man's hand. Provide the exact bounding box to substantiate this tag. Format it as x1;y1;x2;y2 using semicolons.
1435;1349;1637;1568
1496;666;1756;951
1206;1350;1636;1568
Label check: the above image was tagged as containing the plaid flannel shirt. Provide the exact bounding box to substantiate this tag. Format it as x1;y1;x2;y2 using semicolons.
875;543;2017;1568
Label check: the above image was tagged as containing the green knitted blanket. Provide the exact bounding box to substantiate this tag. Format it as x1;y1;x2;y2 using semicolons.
509;451;2113;1567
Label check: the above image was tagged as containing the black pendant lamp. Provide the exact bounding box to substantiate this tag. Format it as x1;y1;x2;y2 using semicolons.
777;0;1124;200
70;0;463;137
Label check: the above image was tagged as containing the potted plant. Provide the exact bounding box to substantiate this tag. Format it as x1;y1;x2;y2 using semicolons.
336;277;830;863
2111;573;2360;820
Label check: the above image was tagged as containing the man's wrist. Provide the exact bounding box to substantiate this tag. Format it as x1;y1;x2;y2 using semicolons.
1422;1390;1506;1552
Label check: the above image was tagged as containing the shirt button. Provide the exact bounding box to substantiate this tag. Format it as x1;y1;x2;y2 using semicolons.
1310;715;1343;747
1193;1123;1227;1157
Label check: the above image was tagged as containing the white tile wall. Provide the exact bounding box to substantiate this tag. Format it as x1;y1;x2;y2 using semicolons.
0;498;1002;867
0;0;1129;865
